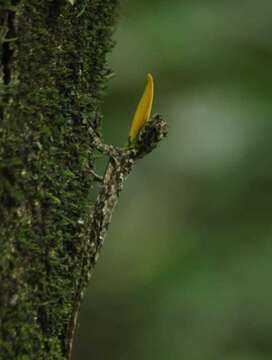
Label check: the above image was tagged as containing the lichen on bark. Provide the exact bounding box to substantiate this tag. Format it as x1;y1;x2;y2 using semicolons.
0;0;119;358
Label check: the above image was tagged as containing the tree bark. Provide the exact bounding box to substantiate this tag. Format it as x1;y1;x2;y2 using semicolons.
0;1;119;358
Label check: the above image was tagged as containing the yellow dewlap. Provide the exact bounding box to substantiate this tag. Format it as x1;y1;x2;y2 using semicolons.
128;73;154;144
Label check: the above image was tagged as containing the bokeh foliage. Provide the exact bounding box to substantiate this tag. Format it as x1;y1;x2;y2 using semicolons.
74;1;272;359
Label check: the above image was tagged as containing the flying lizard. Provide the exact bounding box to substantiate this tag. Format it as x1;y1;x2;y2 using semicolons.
67;75;168;359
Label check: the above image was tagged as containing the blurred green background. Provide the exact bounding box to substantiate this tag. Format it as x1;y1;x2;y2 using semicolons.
74;1;272;359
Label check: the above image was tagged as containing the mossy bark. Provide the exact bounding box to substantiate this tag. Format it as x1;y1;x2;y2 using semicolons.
0;0;119;358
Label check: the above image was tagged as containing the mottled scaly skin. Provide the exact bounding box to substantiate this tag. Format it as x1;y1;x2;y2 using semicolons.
68;114;168;358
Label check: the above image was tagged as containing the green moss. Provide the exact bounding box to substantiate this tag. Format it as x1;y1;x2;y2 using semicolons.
0;0;119;358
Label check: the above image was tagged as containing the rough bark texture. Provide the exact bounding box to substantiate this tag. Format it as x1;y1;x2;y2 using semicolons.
0;0;119;358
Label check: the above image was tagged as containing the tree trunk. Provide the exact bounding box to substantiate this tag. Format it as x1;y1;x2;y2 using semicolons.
0;1;119;358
